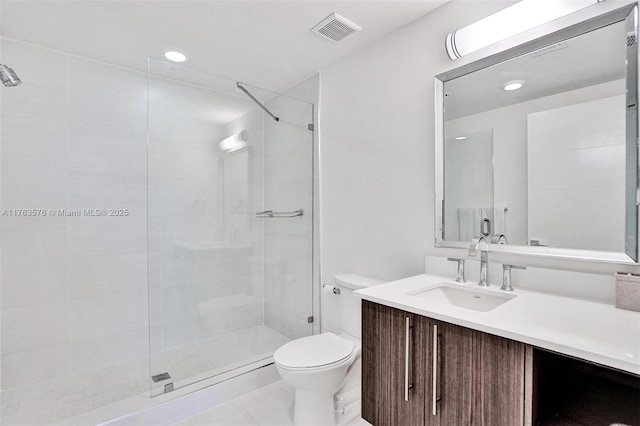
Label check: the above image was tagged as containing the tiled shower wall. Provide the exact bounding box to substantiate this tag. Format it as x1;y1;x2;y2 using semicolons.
0;39;319;401
147;76;274;365
148;76;231;355
0;39;148;390
219;108;266;335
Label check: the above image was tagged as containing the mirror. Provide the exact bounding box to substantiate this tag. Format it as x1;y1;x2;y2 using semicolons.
435;3;639;263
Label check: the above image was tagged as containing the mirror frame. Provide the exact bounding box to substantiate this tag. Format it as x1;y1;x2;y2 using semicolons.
434;2;640;266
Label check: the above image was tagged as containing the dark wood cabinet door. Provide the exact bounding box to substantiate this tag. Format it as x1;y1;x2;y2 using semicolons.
427;320;526;426
475;331;526;426
362;301;426;426
427;319;476;426
362;300;391;425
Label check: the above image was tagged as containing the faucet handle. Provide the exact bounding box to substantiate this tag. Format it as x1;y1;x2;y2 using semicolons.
501;264;526;291
447;258;466;283
503;264;526;271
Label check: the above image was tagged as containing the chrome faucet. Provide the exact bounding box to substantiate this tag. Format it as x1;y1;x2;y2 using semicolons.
468;236;489;286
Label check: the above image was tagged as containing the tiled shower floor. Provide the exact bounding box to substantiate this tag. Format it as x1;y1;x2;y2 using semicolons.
151;326;290;395
0;326;289;426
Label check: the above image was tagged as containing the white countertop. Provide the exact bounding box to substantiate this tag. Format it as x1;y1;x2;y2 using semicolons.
355;274;640;375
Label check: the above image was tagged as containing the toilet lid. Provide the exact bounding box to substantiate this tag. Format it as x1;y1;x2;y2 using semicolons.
274;332;355;369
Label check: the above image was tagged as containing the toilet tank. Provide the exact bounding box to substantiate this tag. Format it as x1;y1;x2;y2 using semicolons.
334;273;385;339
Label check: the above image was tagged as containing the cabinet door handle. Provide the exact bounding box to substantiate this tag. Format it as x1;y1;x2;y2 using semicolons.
404;316;410;402
432;324;438;416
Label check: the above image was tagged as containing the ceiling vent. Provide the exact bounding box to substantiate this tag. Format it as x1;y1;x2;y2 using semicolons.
312;13;362;43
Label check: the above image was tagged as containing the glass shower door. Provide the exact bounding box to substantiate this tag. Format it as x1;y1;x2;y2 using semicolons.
147;59;314;395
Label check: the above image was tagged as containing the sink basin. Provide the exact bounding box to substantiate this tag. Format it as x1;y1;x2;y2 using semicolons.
408;283;515;312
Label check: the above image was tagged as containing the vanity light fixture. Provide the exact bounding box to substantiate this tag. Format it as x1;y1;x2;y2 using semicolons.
445;0;598;60
503;80;525;91
164;50;187;63
455;136;467;140
219;130;248;153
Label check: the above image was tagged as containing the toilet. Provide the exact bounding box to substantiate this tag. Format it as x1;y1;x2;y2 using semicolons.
274;273;385;426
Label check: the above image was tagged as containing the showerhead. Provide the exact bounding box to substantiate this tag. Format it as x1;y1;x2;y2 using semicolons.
0;64;21;87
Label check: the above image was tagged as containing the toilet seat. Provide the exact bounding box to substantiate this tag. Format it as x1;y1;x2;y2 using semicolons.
274;332;356;370
276;350;358;372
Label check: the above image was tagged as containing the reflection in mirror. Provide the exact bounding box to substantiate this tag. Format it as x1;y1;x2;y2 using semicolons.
443;129;494;241
438;8;636;260
527;95;625;252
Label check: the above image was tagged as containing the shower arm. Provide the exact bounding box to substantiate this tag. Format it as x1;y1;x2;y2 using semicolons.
236;83;279;122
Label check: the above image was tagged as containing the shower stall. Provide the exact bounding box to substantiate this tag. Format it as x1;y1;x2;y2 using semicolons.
0;38;317;425
146;59;316;395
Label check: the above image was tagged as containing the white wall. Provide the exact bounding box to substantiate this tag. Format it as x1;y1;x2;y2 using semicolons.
319;1;518;332
318;0;639;332
1;39;148;389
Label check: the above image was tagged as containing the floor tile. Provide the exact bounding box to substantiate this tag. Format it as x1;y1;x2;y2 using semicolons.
176;400;258;426
241;383;294;426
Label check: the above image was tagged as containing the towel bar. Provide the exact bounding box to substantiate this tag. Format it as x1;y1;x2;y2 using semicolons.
256;209;303;218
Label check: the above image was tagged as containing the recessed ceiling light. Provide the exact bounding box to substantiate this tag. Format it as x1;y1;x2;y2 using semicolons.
164;50;187;63
455;136;466;140
503;80;525;91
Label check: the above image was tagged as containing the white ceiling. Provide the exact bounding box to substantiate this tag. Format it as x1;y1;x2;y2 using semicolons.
0;0;448;92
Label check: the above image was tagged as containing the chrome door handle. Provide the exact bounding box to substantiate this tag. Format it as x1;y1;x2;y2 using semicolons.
432;324;438;416
404;316;410;402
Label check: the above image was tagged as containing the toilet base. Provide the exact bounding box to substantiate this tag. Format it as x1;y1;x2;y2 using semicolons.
293;388;336;426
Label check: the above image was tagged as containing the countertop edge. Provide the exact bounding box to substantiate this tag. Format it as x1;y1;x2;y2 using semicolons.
356;274;640;376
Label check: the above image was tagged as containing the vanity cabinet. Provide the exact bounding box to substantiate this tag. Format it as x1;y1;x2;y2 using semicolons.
362;301;527;426
361;301;427;426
